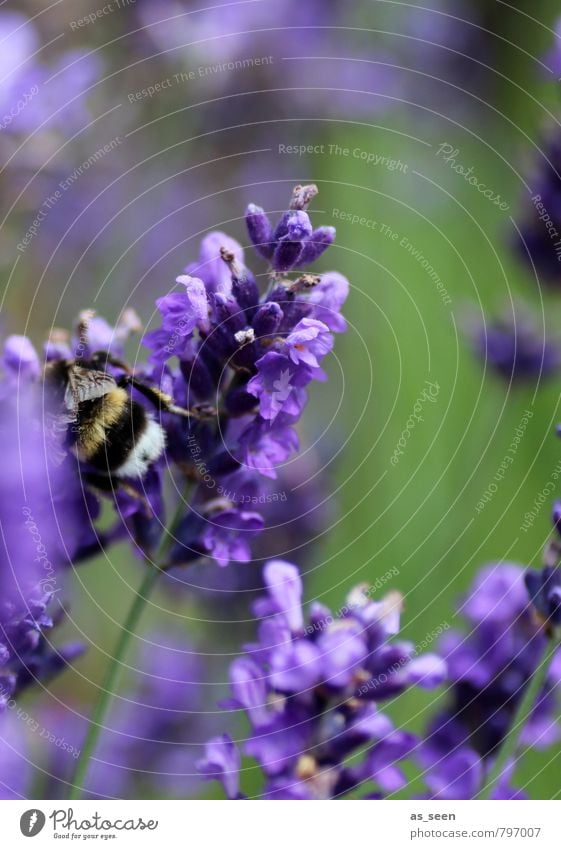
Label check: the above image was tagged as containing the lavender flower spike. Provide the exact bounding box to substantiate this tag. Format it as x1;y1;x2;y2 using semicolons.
140;185;348;569
200;559;446;799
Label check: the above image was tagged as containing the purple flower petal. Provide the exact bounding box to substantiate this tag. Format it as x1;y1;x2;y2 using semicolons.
196;734;241;799
184;232;244;295
307;271;350;332
263;559;304;632
245;204;274;260
201;509;264;567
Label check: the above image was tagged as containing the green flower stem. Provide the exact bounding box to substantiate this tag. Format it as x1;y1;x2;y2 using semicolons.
68;487;192;799
68;565;160;799
479;635;559;800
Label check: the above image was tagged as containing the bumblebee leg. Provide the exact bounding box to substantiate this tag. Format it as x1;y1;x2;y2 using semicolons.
82;471;152;514
117;374;215;420
82;470;116;493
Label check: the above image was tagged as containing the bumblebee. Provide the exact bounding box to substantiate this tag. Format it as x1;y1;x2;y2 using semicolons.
43;355;190;481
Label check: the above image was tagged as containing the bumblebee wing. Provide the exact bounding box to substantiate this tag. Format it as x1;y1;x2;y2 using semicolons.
63;367;117;412
43;412;73;467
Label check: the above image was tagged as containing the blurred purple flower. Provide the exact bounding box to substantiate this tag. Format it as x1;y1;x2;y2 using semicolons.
0;11;100;138
0;372;88;710
525;566;561;630
40;635;215;799
419;563;561;799
543;18;561;78
2;335;41;380
135;0;402;119
516;134;561;284
468;315;561;381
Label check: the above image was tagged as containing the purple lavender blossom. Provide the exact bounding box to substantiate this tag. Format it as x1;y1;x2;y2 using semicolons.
144;277;210;363
284;318;334;369
419;563;561;800
306;272;350;333
237;421;299;480
247;352;310;423
245;186;335;272
0;591;83;713
199;559;446;799
246;316;334;422
201;509;264;568
183;233;245;296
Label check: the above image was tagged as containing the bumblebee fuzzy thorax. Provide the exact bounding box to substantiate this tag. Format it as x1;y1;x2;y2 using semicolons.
75;387;129;461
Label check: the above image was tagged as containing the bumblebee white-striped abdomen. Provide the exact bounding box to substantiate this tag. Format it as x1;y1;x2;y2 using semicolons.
115;416;166;478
